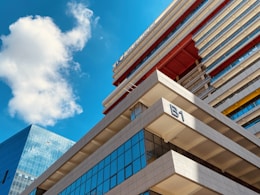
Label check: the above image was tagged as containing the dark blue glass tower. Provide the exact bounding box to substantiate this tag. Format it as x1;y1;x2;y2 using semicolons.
0;125;74;195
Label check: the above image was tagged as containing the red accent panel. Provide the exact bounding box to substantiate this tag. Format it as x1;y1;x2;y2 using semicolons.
157;35;200;80
113;0;204;86
104;93;128;115
113;0;230;87
104;35;200;114
105;0;231;114
209;35;260;77
158;35;193;67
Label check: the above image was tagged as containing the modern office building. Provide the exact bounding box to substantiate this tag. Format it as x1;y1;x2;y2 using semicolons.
23;0;259;194
0;125;74;195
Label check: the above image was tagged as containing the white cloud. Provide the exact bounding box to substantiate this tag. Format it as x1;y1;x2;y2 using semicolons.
0;2;93;126
63;2;93;51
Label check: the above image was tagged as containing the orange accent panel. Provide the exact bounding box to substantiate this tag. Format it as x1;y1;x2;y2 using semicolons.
222;89;260;115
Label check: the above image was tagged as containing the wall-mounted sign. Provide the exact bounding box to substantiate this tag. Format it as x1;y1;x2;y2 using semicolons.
170;104;184;122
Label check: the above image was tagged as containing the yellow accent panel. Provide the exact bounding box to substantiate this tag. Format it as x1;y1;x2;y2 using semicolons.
222;88;260;115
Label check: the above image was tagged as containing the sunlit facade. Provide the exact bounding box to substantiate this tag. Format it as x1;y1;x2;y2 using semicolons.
23;1;259;195
0;125;74;195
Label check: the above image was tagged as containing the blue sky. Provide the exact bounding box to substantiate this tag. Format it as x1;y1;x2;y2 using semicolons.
0;0;172;143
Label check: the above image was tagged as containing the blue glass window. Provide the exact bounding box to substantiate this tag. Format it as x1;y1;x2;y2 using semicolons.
59;131;146;195
211;45;259;83
125;164;133;179
206;28;259;72
243;116;260;129
199;1;257;53
229;97;260;120
117;169;124;184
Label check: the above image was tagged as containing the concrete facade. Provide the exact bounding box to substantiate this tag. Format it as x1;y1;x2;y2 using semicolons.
22;1;259;194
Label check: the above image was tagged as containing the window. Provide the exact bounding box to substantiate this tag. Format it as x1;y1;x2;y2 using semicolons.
59;131;146;195
131;103;147;120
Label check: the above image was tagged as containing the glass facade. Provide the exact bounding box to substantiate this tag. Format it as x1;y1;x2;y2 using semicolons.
59;131;146;195
53;124;258;194
0;127;30;195
0;125;74;195
59;129;200;195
